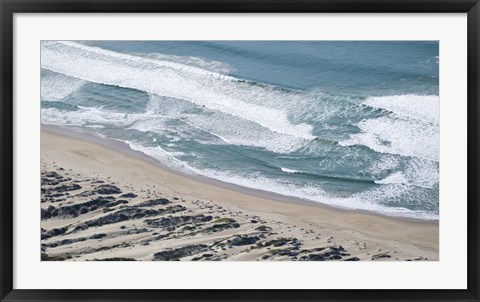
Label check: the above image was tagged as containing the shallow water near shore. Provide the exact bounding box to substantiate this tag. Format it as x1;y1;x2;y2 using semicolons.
40;41;440;220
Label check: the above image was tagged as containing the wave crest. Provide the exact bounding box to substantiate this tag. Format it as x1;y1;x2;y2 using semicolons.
41;41;314;141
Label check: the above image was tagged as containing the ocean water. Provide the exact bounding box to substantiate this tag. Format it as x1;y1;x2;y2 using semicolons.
40;41;439;220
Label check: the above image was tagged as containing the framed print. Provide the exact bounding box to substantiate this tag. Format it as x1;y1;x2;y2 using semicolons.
1;0;479;301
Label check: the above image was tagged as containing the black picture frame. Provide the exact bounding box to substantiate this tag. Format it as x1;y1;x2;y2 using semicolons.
1;1;479;301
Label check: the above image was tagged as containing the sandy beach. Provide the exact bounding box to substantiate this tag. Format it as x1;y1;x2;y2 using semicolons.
40;128;439;261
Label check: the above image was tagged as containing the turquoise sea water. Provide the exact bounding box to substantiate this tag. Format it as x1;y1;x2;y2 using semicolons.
40;41;439;220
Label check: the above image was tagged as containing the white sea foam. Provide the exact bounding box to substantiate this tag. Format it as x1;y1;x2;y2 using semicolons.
350;94;439;160
128;93;307;153
340;114;439;161
403;157;439;189
182;112;306;153
375;172;408;185
339;94;439;202
42;106;200;147
134;52;235;74
281;167;300;174
41;41;314;140
126;141;198;175
126;117;170;133
42;106;141;127
363;94;439;123
369;155;400;172
41;69;85;101
368;155;438;189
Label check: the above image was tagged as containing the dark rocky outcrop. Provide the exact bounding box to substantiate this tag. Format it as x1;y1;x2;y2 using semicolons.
45;237;87;248
120;193;137;198
94;184;121;195
231;236;260;246
77;190;97;197
41;227;69;240
43;233;108;248
125;228;150;235
254;225;272;233
94;257;136;261
72;208;163;232
90;233;107;239
300;246;349;261
269;238;289;247
145;215;212;229
153;244;208;261
52;183;82;193
134;198;170;207
45;171;60;178
41;171;71;186
270;248;298;257
202;219;240;233
41;253;72;261
41;197;127;219
371;252;391;260
255;238;301;252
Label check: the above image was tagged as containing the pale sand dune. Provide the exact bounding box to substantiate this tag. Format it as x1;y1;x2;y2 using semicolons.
40;129;438;261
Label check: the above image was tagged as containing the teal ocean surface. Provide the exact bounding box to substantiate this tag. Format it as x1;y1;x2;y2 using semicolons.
40;41;439;220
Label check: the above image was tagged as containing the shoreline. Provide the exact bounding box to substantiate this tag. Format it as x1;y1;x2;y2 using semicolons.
41;126;439;261
41;124;438;224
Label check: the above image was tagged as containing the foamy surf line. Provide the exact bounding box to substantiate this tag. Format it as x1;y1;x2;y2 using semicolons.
40;41;314;140
41;124;438;221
